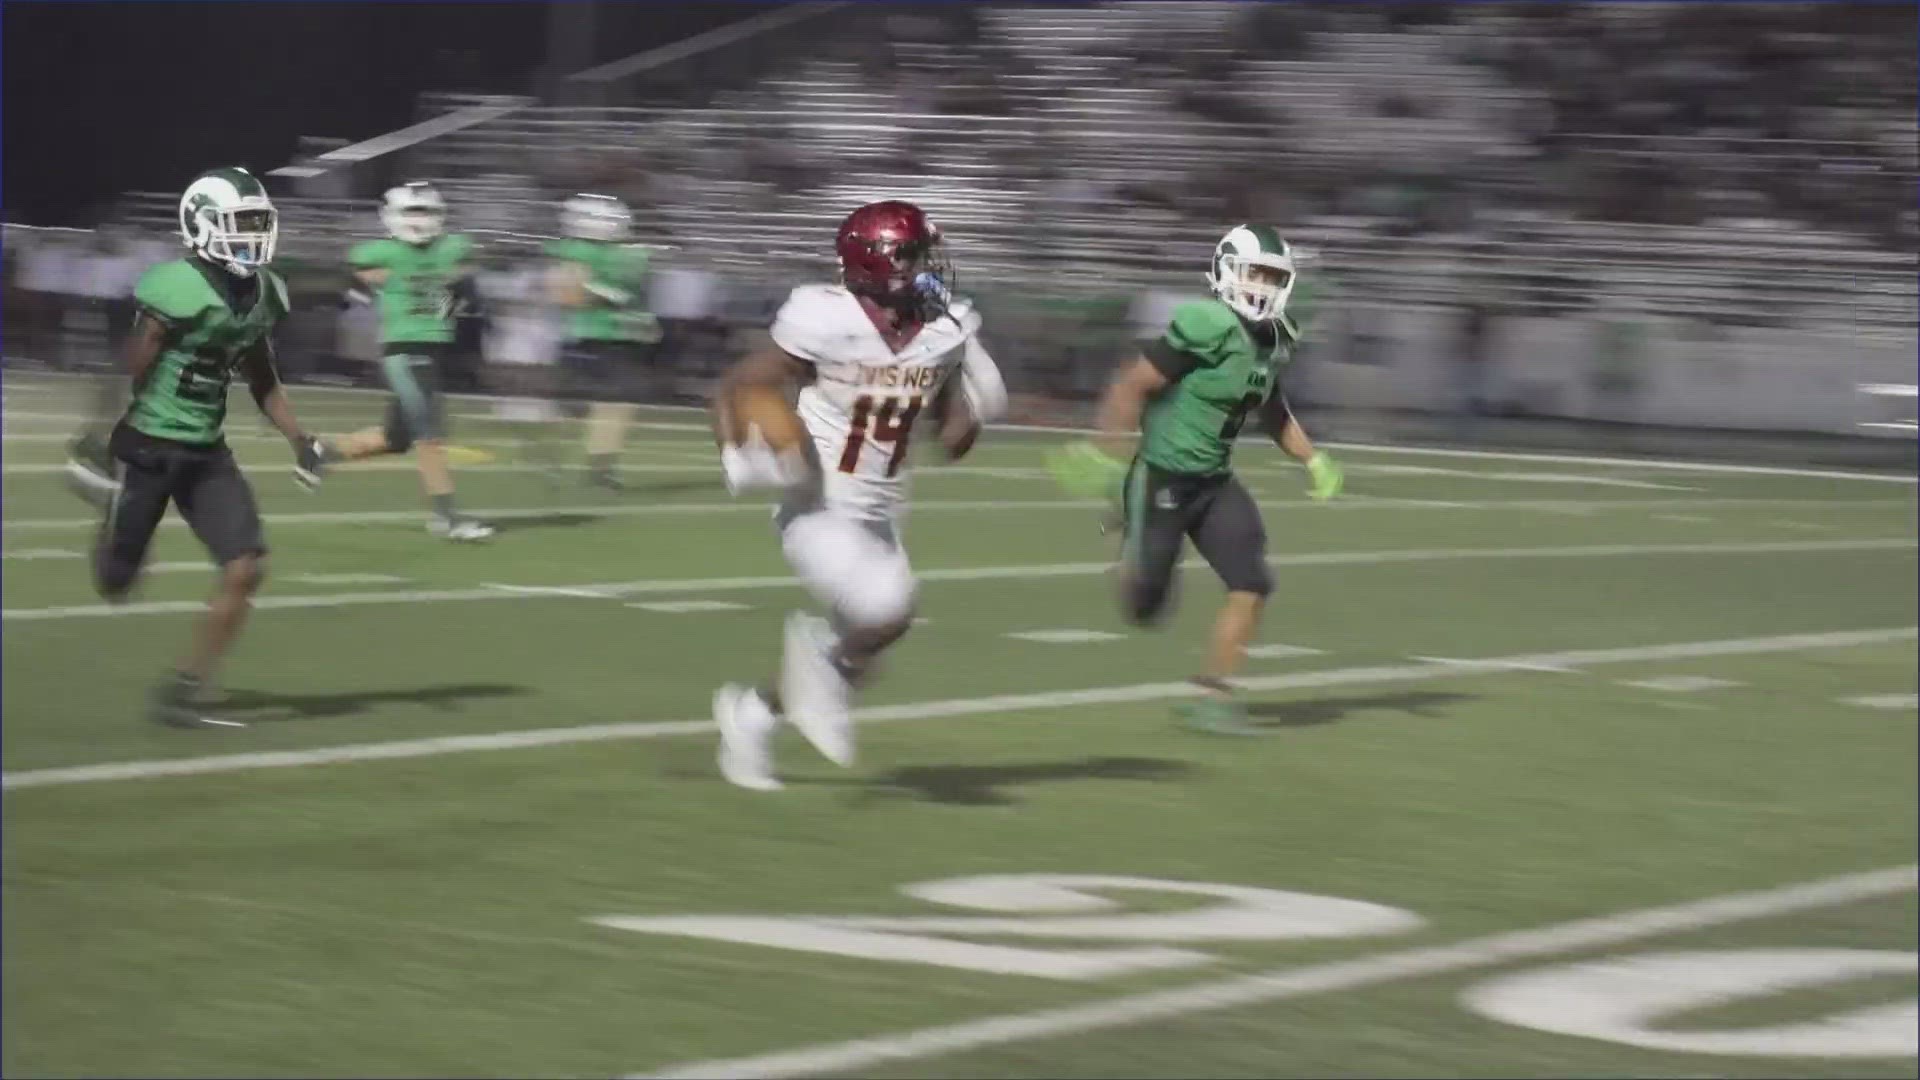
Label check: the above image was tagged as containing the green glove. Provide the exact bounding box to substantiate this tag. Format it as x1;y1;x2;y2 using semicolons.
1046;441;1127;501
1305;450;1343;501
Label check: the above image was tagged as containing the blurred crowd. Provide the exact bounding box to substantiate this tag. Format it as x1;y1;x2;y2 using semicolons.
454;1;1915;260
5;2;1913;434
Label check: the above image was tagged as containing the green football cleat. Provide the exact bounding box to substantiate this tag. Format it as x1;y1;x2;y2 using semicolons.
147;673;245;730
1177;696;1264;736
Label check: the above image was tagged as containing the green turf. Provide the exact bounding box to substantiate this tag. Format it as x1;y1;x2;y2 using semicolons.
3;375;1916;1077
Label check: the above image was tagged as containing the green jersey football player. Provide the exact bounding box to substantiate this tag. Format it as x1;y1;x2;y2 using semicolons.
90;167;328;728
1050;225;1343;734
545;193;662;491
325;181;495;541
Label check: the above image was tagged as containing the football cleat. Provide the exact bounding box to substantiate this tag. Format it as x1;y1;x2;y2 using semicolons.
780;612;855;767
585;464;625;493
713;684;782;791
1177;696;1261;737
429;516;497;542
148;674;245;730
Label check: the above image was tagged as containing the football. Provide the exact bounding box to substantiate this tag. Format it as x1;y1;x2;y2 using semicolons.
722;382;807;453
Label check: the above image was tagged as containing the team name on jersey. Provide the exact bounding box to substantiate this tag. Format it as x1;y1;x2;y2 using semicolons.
856;364;947;391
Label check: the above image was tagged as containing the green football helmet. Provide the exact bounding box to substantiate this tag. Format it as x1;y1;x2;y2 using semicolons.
1206;224;1296;324
179;167;278;277
381;181;447;245
561;193;632;242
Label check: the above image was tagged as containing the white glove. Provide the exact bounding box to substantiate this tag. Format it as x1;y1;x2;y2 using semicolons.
720;429;808;495
583;279;632;306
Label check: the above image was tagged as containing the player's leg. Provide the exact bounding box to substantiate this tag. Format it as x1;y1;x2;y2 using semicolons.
161;446;269;727
569;341;638;491
781;509;915;767
91;427;173;603
807;516;918;707
380;348;493;540
1179;475;1273;734
1117;460;1189;627
717;505;916;785
326;349;428;461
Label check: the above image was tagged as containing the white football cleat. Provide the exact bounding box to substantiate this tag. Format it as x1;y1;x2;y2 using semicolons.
429;516;496;542
713;684;781;791
781;612;855;767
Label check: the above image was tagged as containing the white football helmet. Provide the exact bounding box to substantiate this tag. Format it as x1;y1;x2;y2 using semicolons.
381;182;447;245
1206;224;1297;324
179;167;278;277
561;193;631;242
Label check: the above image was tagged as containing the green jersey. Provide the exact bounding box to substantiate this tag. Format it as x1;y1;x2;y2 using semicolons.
125;258;290;445
546;237;658;343
348;234;472;345
1138;298;1305;476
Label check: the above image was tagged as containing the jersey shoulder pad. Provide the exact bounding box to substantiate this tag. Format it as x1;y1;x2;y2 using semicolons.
543;238;575;262
768;283;850;364
944;296;983;338
1163;299;1239;364
444;233;475;263
348;239;397;269
133;260;215;321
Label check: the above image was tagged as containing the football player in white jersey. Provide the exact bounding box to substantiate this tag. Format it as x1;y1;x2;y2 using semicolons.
709;200;1009;790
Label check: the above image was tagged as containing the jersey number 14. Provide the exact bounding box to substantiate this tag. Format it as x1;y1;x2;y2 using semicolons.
839;395;922;477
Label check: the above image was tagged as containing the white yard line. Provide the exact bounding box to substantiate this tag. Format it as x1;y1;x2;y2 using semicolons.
3;625;1910;791
6;370;1913;484
1319;442;1919;485
4;539;1913;623
634;864;1919;1080
3;497;1908;536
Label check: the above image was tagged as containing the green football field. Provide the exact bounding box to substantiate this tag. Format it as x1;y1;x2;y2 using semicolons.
3;369;1916;1078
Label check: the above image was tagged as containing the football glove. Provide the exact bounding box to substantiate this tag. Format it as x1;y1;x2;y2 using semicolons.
583;278;633;307
1304;450;1343;501
1046;441;1127;501
293;436;330;492
719;430;809;496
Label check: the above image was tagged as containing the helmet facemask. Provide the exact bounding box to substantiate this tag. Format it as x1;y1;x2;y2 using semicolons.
851;234;952;320
195;205;278;277
179;171;278;278
1206;226;1297;324
381;185;447;246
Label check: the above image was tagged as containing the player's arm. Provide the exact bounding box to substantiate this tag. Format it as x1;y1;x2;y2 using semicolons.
712;335;810;448
1261;389;1342;500
447;264;486;320
929;336;1008;461
122;311;170;391
1096;342;1191;458
712;335;812;494
242;340;328;489
240;339;304;446
1043;347;1174;501
1269;392;1331;467
546;260;589;309
343;240;389;305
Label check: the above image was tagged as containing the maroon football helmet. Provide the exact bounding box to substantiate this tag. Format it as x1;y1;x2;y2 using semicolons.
834;200;953;318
